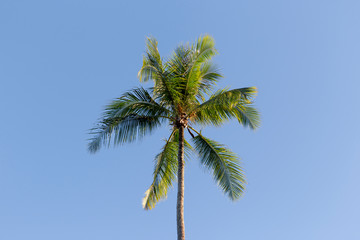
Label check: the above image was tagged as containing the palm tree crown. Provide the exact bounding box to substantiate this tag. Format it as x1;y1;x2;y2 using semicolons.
88;35;260;238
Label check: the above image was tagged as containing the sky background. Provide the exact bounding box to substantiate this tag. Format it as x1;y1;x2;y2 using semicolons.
1;0;359;239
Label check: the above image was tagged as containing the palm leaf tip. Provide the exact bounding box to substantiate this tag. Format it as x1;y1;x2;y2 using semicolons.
87;124;111;154
142;188;155;210
87;137;100;153
235;105;261;130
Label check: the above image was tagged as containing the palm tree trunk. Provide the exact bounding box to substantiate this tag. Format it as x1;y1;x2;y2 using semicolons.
177;126;185;240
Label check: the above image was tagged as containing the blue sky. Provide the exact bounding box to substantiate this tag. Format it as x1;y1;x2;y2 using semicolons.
1;0;359;239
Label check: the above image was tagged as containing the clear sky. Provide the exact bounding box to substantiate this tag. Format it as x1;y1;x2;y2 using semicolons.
1;0;359;239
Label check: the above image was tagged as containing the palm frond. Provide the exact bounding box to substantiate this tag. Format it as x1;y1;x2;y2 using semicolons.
163;35;219;109
142;126;194;210
104;87;170;118
165;45;193;107
138;37;162;83
138;38;183;109
196;62;222;101
234;104;260;129
190;87;259;128
88;88;168;153
88;114;162;153
185;35;218;98
192;133;246;200
193;35;218;64
142;130;179;210
166;45;192;78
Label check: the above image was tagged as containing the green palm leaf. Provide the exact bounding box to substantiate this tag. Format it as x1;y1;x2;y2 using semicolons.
143;129;193;210
138;38;181;109
192;134;246;200
186;36;218;96
185;36;218;106
143;130;179;210
190;87;259;128
197;62;222;99
105;87;170;118
194;35;217;62
88;114;162;153
88;88;169;153
138;37;162;83
234;104;260;129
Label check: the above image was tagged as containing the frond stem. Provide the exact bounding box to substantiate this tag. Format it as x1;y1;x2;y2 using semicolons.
188;126;201;136
187;128;195;138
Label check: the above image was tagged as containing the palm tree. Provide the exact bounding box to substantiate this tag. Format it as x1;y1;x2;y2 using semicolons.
88;35;260;240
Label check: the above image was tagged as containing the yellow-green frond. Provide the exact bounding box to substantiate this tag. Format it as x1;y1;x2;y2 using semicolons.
142;130;179;210
190;87;259;127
